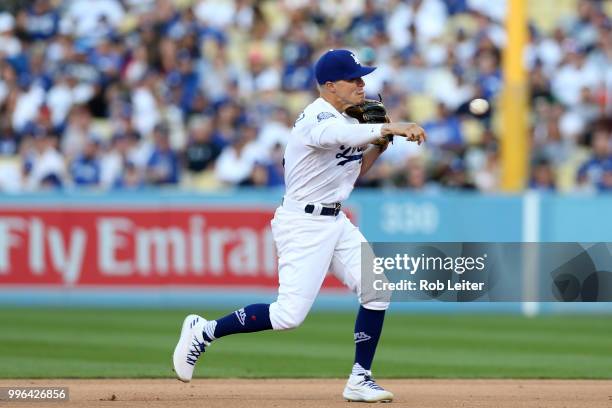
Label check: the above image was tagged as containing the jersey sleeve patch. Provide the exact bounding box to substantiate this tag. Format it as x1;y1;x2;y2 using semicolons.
317;112;336;122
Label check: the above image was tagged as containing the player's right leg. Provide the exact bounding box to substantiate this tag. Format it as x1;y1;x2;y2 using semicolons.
330;214;393;402
173;206;340;381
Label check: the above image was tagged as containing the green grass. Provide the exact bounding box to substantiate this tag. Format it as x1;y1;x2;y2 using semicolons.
0;308;611;379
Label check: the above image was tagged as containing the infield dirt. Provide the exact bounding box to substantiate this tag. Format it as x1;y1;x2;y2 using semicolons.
1;379;610;408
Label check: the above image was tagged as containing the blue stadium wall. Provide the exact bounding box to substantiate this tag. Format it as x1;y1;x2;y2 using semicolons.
0;189;610;314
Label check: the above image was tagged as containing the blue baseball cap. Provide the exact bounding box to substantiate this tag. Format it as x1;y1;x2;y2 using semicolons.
314;49;376;84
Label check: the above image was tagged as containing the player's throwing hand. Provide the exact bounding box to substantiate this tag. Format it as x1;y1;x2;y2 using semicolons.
381;123;427;145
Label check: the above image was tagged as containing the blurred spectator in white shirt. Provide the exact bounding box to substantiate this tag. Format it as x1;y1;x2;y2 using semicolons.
46;73;75;128
194;0;237;30
61;105;93;160
11;76;46;133
0;12;22;57
24;131;67;191
215;123;260;185
360;47;394;98
562;0;601;51
467;0;506;23
387;0;448;51
131;71;161;139
254;107;291;160
552;49;601;107
64;0;125;42
525;27;565;76
238;51;281;96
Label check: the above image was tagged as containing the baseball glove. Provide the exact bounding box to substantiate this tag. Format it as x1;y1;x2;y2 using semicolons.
345;95;392;149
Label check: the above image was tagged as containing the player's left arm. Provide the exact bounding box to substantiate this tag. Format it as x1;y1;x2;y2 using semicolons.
359;144;388;177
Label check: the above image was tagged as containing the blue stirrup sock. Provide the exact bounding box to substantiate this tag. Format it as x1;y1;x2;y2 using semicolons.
352;306;386;372
203;303;273;342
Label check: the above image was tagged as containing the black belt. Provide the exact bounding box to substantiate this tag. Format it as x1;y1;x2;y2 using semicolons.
304;203;341;216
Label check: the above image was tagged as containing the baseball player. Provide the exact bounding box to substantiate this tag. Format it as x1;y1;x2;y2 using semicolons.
173;49;426;402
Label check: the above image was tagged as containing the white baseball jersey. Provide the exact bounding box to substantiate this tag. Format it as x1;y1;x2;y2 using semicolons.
283;97;383;203
268;97;390;331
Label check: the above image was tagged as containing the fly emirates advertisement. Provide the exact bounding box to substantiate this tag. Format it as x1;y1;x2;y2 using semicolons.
0;206;344;289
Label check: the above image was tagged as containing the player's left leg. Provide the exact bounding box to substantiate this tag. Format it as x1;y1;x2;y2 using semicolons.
330;213;393;402
174;207;341;382
172;304;276;382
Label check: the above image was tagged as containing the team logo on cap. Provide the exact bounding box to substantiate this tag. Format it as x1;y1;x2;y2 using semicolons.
350;53;361;65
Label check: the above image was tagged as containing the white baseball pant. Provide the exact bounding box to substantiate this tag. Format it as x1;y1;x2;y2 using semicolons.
268;202;389;330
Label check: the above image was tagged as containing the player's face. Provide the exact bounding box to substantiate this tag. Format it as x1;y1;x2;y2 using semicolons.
334;77;366;105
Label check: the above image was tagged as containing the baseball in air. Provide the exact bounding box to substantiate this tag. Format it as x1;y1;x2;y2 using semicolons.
469;98;489;115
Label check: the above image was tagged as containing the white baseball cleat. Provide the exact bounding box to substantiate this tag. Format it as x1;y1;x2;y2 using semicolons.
172;314;209;382
343;373;394;403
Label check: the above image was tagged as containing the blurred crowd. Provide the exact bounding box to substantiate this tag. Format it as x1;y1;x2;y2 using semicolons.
0;0;610;193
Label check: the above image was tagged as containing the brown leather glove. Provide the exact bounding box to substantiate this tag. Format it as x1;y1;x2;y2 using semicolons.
345;96;392;150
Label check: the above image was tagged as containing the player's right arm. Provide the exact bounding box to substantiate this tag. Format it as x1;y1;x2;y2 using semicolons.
312;121;385;148
309;119;426;148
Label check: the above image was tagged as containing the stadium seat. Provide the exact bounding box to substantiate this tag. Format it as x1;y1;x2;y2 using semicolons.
0;156;22;192
406;94;437;124
529;0;578;34
461;118;485;146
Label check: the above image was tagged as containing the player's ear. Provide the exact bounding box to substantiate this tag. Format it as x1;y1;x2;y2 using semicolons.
325;81;336;94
